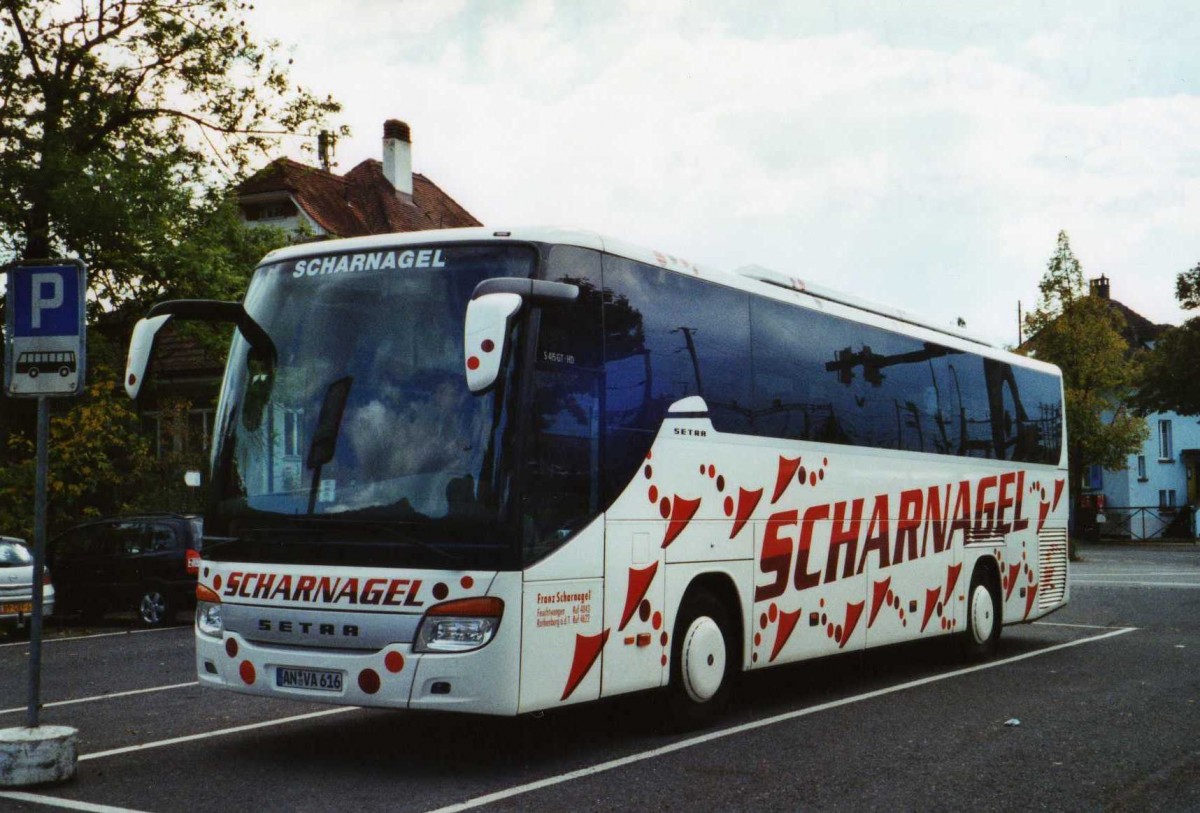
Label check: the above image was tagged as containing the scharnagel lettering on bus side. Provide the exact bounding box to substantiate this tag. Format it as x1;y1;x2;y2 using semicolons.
755;471;1031;602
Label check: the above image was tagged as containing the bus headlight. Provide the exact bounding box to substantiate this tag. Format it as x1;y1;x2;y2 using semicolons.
414;597;503;653
195;584;223;638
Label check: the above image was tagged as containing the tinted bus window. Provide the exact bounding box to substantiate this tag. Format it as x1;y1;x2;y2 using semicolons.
601;257;752;499
748;296;1061;464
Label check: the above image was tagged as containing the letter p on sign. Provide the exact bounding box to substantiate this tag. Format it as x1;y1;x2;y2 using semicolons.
31;273;63;329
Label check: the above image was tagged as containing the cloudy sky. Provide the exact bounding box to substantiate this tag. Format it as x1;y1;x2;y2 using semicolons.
245;0;1200;346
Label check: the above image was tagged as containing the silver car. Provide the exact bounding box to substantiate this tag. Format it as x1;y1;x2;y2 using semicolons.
0;536;55;636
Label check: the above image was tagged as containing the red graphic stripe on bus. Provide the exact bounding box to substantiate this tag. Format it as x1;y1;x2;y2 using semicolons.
869;577;891;628
1037;500;1050;534
729;487;763;539
561;629;610;701
772;456;802;504
1052;479;1064;511
1024;583;1040;619
920;587;942;632
839;601;865;648
618;563;659;632
944;563;962;605
1005;563;1021;600
770;609;802;661
662;496;702;548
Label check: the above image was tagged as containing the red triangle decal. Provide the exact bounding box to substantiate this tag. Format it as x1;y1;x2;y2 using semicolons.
618;562;659;632
772;456;802;504
1024;583;1039;620
1052;479;1065;511
920;587;942;632
662;496;702;548
944;563;962;605
770;609;802;662
869;577;892;628
839;601;865;649
729;487;763;539
1006;563;1021;600
560;629;610;701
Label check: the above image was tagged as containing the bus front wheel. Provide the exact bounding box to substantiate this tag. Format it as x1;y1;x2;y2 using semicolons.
961;566;1001;661
667;591;735;728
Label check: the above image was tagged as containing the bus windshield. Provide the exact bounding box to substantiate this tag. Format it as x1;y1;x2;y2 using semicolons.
205;243;534;569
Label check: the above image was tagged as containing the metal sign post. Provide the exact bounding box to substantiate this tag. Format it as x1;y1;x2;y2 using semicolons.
3;259;85;736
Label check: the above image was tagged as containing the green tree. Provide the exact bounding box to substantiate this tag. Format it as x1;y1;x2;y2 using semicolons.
0;0;342;267
1135;261;1200;416
1021;231;1148;533
0;0;336;534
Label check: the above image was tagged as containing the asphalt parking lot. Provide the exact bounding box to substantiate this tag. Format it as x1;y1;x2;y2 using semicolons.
1;542;1198;812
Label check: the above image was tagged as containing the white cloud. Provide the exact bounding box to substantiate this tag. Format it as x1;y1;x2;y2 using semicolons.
247;0;1200;344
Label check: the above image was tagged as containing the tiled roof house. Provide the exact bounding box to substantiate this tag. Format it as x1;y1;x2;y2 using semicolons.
234;119;481;238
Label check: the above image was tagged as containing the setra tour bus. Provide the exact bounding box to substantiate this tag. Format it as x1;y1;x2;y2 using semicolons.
124;227;1068;724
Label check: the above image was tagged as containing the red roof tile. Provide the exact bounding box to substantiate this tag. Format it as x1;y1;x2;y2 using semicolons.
235;157;481;238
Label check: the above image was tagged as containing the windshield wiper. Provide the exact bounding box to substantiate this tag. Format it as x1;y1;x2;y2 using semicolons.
306;376;353;514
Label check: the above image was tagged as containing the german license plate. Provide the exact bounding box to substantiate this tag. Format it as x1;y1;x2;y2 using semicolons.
0;602;32;615
275;666;344;692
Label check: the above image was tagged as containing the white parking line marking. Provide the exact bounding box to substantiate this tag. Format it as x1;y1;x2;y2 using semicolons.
0;626;187;649
78;706;359;761
0;791;151;812
422;626;1137;813
0;682;197;716
1071;580;1200;588
1033;621;1126;630
1075;573;1200;580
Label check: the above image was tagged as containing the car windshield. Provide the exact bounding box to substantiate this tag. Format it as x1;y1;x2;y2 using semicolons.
0;540;32;567
206;243;532;568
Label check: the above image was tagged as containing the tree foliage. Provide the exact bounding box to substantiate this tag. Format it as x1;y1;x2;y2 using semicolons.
0;0;342;275
1020;231;1148;509
0;0;336;535
1135;261;1200;416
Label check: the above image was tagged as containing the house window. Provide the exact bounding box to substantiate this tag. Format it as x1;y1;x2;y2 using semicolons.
1160;489;1177;509
244;199;298;221
1158;420;1173;461
1137;455;1147;482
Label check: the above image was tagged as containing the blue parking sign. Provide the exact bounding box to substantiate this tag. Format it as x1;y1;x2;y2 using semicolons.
4;260;87;397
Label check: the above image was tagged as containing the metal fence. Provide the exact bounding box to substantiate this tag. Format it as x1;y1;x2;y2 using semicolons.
1099;506;1194;540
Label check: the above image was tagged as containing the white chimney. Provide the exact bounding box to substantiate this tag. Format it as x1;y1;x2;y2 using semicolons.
382;119;413;200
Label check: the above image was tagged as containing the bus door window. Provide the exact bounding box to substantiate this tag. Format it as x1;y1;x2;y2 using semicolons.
521;247;603;561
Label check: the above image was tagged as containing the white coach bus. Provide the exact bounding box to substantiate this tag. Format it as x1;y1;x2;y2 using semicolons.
125;227;1068;724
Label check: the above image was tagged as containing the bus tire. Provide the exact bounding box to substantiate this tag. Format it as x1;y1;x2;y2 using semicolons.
27;368;38;378
961;566;1001;661
667;590;736;728
138;588;174;627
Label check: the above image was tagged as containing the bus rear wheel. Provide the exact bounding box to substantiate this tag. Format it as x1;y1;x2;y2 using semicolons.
961;566;1001;661
667;591;736;728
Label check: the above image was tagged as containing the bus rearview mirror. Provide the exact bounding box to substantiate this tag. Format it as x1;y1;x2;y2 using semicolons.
124;314;172;399
464;293;522;393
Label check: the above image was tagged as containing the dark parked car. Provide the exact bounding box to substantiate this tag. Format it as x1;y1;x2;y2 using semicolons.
48;515;202;626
